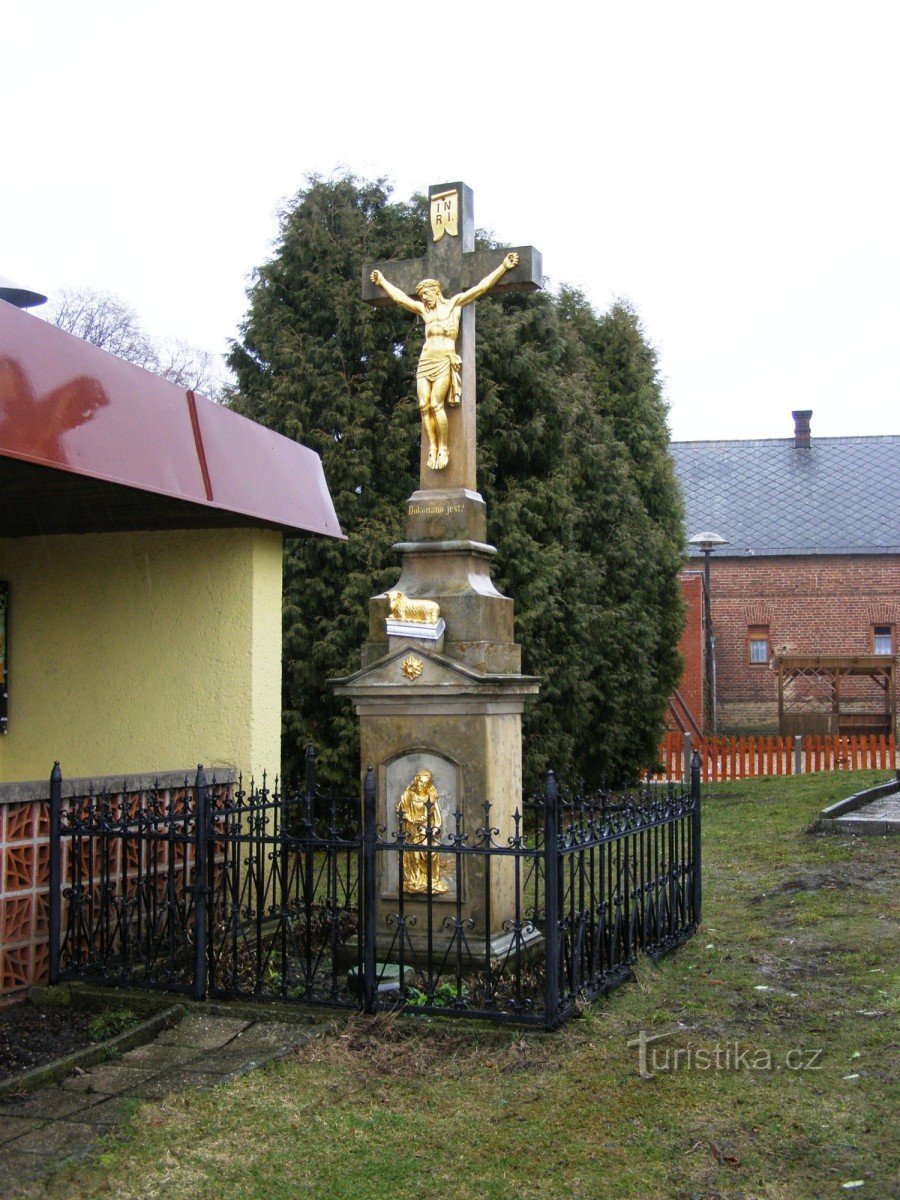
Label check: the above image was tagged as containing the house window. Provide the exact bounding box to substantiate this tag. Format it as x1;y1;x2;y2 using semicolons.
748;624;770;665
873;625;894;656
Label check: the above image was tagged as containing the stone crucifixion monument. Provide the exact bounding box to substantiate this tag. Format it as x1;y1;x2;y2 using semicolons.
333;182;542;962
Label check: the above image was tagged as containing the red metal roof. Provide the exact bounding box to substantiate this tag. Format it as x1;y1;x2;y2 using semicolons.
0;301;344;539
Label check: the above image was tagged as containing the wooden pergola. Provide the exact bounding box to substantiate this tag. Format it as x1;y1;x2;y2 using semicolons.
775;655;896;737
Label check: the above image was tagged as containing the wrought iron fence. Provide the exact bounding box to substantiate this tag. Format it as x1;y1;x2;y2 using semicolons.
49;753;701;1028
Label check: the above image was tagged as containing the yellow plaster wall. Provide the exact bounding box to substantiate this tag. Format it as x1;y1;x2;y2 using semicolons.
0;528;283;784
249;531;284;782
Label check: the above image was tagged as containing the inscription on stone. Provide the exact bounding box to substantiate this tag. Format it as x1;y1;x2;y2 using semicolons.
430;189;458;241
408;503;465;516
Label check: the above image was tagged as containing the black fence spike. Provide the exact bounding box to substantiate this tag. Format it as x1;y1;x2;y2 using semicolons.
303;744;317;802
545;769;559;803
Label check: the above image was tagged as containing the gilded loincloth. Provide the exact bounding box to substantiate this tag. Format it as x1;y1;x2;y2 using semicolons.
416;347;462;406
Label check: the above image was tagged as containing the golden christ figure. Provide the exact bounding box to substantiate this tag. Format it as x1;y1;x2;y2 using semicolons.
370;252;519;471
395;769;448;894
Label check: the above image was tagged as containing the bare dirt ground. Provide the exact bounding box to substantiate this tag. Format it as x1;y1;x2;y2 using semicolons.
0;1000;135;1081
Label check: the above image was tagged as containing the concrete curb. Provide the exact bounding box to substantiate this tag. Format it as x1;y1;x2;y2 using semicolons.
816;772;900;835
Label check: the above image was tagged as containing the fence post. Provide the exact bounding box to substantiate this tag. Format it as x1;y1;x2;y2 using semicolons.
305;743;316;801
192;765;209;1001
543;770;560;1028
690;750;702;926
682;732;692;785
362;767;378;1015
48;762;63;986
793;735;802;776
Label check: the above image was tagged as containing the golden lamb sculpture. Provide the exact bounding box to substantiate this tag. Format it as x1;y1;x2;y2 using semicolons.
386;590;441;625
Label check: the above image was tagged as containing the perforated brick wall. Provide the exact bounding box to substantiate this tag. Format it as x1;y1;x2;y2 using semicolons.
0;796;51;997
0;771;235;1000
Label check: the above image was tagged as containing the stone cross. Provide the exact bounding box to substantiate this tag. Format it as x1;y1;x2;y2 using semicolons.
362;181;542;492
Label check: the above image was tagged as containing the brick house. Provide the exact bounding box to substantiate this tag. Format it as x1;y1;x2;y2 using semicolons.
669;412;899;737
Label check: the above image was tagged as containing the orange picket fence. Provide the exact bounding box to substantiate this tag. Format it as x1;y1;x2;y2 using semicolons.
655;731;897;781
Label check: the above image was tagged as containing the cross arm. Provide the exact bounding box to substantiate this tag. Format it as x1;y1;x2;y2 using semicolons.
361;246;543;308
459;246;543;297
361;258;424;308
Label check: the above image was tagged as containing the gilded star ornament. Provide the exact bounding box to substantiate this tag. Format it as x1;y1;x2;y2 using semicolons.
401;654;424;681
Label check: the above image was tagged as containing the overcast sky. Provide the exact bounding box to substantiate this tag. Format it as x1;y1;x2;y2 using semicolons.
4;1;897;442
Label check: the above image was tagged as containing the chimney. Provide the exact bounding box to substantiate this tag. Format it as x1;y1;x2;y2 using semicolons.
792;409;812;449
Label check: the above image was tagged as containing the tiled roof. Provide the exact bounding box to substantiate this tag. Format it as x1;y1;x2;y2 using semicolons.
671;435;900;557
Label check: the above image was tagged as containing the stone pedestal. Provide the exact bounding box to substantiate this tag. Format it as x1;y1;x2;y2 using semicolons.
333;484;539;962
362;488;521;675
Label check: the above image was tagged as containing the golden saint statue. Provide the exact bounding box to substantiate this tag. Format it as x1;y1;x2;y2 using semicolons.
370;252;520;471
395;769;448;894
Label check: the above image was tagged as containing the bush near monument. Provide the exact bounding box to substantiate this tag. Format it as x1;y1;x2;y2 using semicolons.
229;177;684;787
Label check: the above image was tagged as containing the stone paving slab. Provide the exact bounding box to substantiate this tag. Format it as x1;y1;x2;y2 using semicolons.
856;795;900;819
127;1068;233;1100
174;1051;240;1080
819;785;900;835
12;1120;99;1156
68;1064;158;1096
0;1010;320;1189
0;1117;46;1145
67;1095;139;1126
58;1071;110;1093
155;1014;251;1049
120;1042;200;1068
0;1088;103;1119
231;1020;311;1051
831;794;900;835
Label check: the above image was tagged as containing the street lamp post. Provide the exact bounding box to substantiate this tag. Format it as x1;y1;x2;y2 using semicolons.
688;532;728;735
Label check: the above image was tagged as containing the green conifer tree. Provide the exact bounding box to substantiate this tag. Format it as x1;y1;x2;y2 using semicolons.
229;177;683;787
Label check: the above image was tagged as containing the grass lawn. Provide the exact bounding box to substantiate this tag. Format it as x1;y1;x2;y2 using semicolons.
21;771;899;1200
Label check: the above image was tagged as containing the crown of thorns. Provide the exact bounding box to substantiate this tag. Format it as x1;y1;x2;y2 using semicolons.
415;278;442;296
